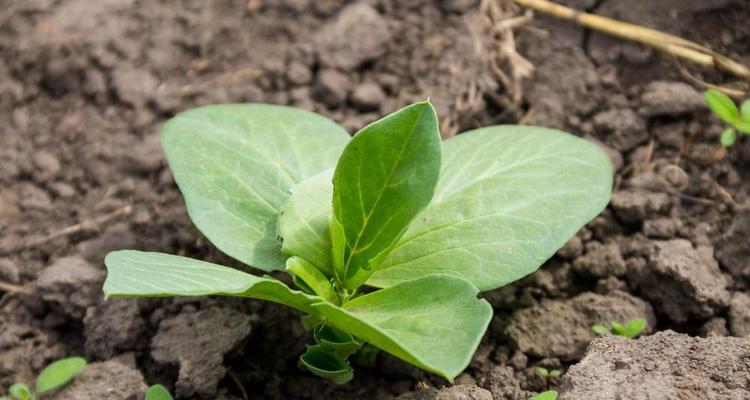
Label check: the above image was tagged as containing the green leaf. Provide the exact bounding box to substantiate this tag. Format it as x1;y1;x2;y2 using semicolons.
720;128;737;147
368;125;613;291
332;102;441;288
610;321;626;336
623;318;646;338
299;346;354;384
704;89;739;124
313;274;492;381
145;384;174;400
591;324;609;335
741;100;750;123
736;121;750;135
9;383;30;400
536;367;549;377
531;391;559;400
313;324;361;358
161;104;349;272
104;252;490;381
286;256;336;303
104;250;320;314
277;170;335;276
35;357;86;394
548;369;561;378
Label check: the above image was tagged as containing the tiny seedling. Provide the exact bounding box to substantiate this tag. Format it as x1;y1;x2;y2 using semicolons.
536;367;561;390
145;384;173;400
1;357;86;400
592;317;646;339
530;391;558;400
704;89;750;147
104;102;613;383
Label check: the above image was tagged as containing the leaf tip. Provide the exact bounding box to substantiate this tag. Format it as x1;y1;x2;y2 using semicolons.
405;100;438;118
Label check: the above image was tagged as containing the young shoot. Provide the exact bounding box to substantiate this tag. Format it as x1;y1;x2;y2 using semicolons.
536;367;561;391
1;357;86;400
704;89;750;147
592;317;647;339
103;102;613;383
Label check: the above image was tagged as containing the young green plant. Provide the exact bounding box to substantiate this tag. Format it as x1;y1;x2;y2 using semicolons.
1;357;86;400
704;89;750;147
592;317;646;339
103;102;613;383
536;367;561;391
530;391;558;400
145;385;173;400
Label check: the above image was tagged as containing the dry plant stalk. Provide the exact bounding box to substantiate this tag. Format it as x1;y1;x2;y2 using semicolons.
479;0;535;102
439;0;535;135
513;0;750;81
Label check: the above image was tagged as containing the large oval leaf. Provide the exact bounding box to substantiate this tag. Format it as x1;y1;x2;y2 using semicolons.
332;102;441;286
368;126;613;291
103;251;491;381
104;250;320;314
314;274;491;381
162;104;350;272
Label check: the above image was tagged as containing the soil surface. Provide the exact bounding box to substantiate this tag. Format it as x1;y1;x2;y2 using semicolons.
1;0;749;399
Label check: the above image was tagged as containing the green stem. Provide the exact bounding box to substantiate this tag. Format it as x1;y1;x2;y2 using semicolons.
286;257;338;304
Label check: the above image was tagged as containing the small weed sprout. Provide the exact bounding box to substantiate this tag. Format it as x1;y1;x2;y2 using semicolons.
146;384;173;400
0;357;86;400
704;89;750;147
592;317;647;339
536;367;561;391
530;390;558;400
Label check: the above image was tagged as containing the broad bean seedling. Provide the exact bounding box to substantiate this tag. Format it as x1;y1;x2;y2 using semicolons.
104;102;612;383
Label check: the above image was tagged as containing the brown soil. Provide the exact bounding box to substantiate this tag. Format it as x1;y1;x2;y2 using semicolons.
1;1;749;399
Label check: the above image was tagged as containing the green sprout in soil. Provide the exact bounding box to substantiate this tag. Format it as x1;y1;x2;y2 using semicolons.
592;317;647;339
103;102;613;384
0;357;86;400
146;384;173;400
536;367;561;391
704;89;750;147
530;390;558;400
